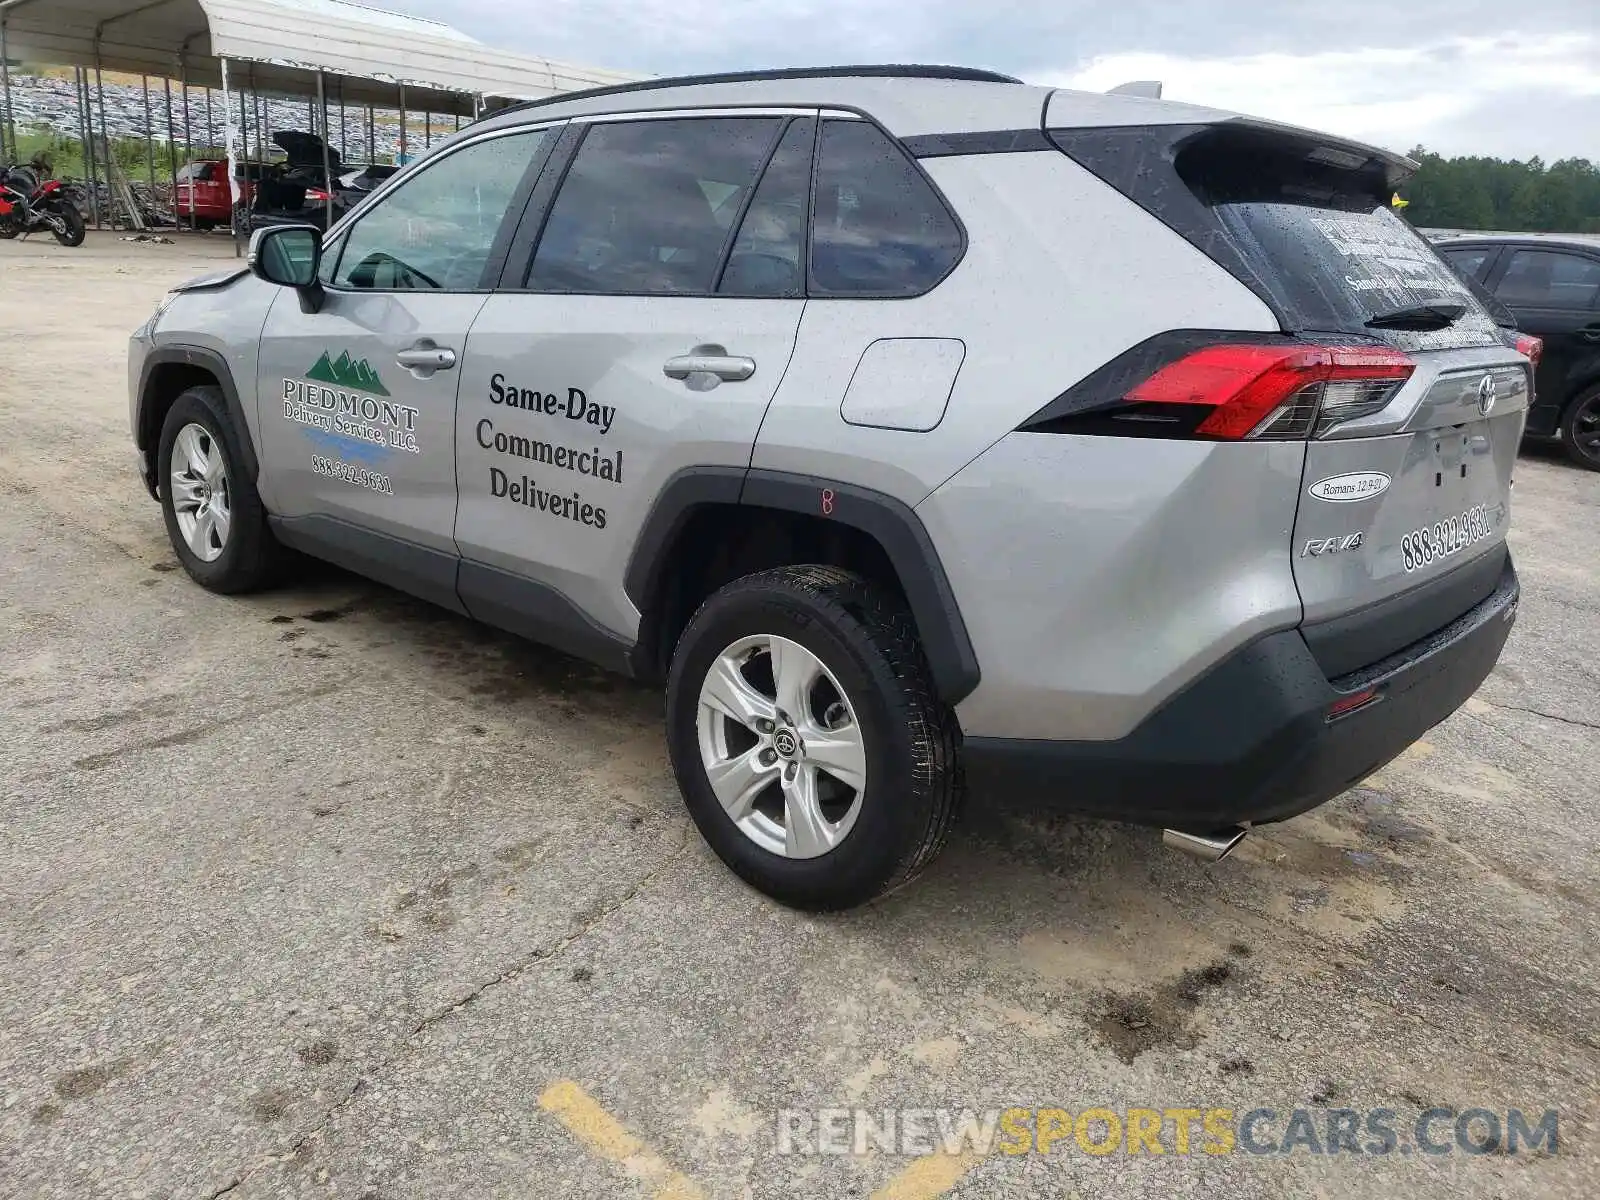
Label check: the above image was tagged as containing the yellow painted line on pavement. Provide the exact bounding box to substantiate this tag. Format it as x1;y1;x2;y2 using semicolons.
870;1150;982;1200
538;1078;706;1200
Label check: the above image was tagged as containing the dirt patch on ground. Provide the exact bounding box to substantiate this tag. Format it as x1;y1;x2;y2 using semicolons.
1089;958;1242;1064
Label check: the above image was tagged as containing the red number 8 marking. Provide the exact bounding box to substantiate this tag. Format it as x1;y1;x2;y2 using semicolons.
821;488;835;516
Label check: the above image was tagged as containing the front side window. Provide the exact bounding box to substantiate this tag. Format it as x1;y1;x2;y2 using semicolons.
331;128;551;292
1494;249;1600;310
527;117;783;295
809;119;963;297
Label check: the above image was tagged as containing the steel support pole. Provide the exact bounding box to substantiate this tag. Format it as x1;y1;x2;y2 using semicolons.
79;68;102;228
94;56;113;229
398;84;406;162
163;77;178;232
423;107;430;150
337;79;345;162
180;66;195;230
366;104;374;164
142;76;156;211
222;57;241;256
1;18;14;164
205;87;213;151
316;71;332;232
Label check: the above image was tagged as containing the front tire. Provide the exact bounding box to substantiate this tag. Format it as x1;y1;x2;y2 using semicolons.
666;566;960;910
51;205;86;247
1560;385;1600;472
158;386;287;593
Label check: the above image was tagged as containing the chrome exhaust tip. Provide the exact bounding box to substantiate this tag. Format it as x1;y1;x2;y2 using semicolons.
1163;825;1249;863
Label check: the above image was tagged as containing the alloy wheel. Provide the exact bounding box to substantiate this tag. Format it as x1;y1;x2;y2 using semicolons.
169;423;232;562
695;634;867;859
1572;394;1600;467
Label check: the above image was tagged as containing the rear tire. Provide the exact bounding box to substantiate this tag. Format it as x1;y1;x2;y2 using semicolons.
1559;385;1600;472
666;566;961;911
157;386;288;593
51;205;86;247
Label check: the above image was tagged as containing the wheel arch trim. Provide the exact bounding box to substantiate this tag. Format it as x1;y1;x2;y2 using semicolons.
625;466;981;704
137;345;259;492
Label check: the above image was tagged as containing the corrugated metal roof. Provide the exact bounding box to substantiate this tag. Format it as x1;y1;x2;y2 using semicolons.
0;0;643;112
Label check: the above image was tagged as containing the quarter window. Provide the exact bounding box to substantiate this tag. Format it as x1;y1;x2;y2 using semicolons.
331;128;550;292
1494;249;1600;310
527;117;783;295
809;119;963;297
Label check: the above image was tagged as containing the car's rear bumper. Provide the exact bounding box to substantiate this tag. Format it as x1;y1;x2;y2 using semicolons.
963;557;1519;831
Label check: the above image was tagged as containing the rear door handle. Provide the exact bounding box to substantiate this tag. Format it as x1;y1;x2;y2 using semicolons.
396;341;457;377
1579;323;1600;344
663;344;756;389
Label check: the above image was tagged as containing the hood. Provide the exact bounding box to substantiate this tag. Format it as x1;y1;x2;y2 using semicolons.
272;131;342;171
172;266;250;292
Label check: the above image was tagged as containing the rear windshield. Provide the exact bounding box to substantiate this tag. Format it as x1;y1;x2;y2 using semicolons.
1052;123;1502;350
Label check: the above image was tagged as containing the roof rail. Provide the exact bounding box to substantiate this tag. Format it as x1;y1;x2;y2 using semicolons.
487;64;1024;121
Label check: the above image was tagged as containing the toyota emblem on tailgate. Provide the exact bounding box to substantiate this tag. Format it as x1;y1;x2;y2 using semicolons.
1478;374;1497;416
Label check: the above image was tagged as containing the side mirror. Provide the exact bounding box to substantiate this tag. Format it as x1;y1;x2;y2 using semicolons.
248;225;325;312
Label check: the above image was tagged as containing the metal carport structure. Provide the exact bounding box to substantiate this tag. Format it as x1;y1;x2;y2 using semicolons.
0;0;642;242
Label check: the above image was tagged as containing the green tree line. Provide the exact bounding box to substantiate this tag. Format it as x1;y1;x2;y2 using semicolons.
1399;148;1600;233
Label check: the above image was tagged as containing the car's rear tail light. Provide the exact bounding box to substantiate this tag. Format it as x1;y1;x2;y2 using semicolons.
1119;343;1414;441
1327;686;1382;721
1514;333;1542;367
306;188;331;202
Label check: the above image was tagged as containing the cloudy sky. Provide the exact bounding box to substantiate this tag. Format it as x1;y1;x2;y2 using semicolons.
381;0;1597;161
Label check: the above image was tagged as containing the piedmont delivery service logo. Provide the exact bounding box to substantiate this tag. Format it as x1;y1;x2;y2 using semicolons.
281;349;420;466
305;349;390;396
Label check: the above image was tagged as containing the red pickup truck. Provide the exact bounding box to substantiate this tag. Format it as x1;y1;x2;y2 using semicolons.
174;160;262;228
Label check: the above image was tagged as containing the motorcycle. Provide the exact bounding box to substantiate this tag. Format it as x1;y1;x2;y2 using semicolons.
0;165;87;247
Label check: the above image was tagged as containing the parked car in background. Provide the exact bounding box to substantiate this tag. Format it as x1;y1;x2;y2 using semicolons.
174;159;262;228
336;163;400;198
1437;233;1600;470
248;132;354;231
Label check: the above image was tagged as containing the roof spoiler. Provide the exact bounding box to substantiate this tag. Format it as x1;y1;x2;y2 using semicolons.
1107;80;1163;99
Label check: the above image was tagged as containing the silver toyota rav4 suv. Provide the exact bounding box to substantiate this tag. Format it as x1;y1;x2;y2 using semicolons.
129;66;1527;910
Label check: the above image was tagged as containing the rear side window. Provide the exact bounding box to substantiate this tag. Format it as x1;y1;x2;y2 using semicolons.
810;119;963;297
177;162;213;183
1441;246;1492;281
1494;249;1600;310
719;118;814;298
528;117;782;295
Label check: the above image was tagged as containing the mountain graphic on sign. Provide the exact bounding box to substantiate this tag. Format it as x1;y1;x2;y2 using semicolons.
306;350;390;396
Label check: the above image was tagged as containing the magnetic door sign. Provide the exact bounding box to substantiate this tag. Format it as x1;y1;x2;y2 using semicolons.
282;351;421;457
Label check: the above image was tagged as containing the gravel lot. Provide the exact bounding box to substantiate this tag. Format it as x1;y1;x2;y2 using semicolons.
1;232;1596;1199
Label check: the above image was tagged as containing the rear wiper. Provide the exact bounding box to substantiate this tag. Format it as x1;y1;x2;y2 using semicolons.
1365;302;1466;331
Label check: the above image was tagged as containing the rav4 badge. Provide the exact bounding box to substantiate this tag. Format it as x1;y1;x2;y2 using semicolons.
1308;471;1391;503
1301;532;1365;557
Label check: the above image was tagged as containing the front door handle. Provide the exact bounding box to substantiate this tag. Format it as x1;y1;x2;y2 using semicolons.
396;341;457;378
1579;323;1600;344
663;344;756;391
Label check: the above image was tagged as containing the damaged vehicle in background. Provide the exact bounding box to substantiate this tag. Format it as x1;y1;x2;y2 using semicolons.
246;132;348;230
